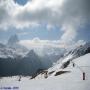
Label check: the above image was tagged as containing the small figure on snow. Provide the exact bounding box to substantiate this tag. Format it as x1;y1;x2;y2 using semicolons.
83;72;85;80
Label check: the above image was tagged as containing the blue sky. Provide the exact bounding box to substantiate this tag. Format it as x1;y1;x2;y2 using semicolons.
0;24;90;45
0;0;90;48
15;0;29;5
0;25;62;43
76;24;90;42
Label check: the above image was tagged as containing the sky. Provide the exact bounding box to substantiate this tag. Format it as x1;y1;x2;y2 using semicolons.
0;0;90;48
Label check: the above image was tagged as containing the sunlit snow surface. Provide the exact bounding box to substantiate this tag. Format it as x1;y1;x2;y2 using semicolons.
0;54;90;90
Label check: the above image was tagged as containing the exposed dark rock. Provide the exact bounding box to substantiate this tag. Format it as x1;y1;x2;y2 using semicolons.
55;71;71;76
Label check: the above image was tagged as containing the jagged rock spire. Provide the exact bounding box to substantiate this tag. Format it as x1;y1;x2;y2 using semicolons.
7;34;19;46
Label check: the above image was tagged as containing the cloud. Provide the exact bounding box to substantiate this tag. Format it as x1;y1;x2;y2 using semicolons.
0;0;90;44
75;40;86;47
15;0;90;26
0;0;10;29
19;37;67;49
17;32;29;36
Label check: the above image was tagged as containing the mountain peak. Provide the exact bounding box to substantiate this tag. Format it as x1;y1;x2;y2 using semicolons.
7;34;19;46
26;50;37;57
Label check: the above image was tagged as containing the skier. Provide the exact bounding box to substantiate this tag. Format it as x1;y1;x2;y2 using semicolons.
83;72;85;80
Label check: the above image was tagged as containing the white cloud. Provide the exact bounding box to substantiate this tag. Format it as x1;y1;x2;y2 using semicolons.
75;40;86;47
60;24;77;44
19;37;67;49
46;24;54;31
0;0;90;44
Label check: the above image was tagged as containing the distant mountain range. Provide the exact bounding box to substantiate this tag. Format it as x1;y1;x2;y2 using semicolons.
0;34;28;58
0;35;65;77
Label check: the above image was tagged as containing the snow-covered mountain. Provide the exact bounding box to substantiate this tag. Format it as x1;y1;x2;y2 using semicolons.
0;35;28;58
0;49;44;77
7;34;19;47
7;34;28;55
0;35;67;76
50;42;90;71
64;42;90;60
31;42;90;78
0;43;21;58
0;35;44;76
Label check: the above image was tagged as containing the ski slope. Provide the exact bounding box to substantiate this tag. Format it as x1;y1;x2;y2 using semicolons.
0;53;90;90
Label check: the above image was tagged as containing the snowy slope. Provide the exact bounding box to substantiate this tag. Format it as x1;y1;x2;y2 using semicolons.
74;53;90;66
0;53;90;90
